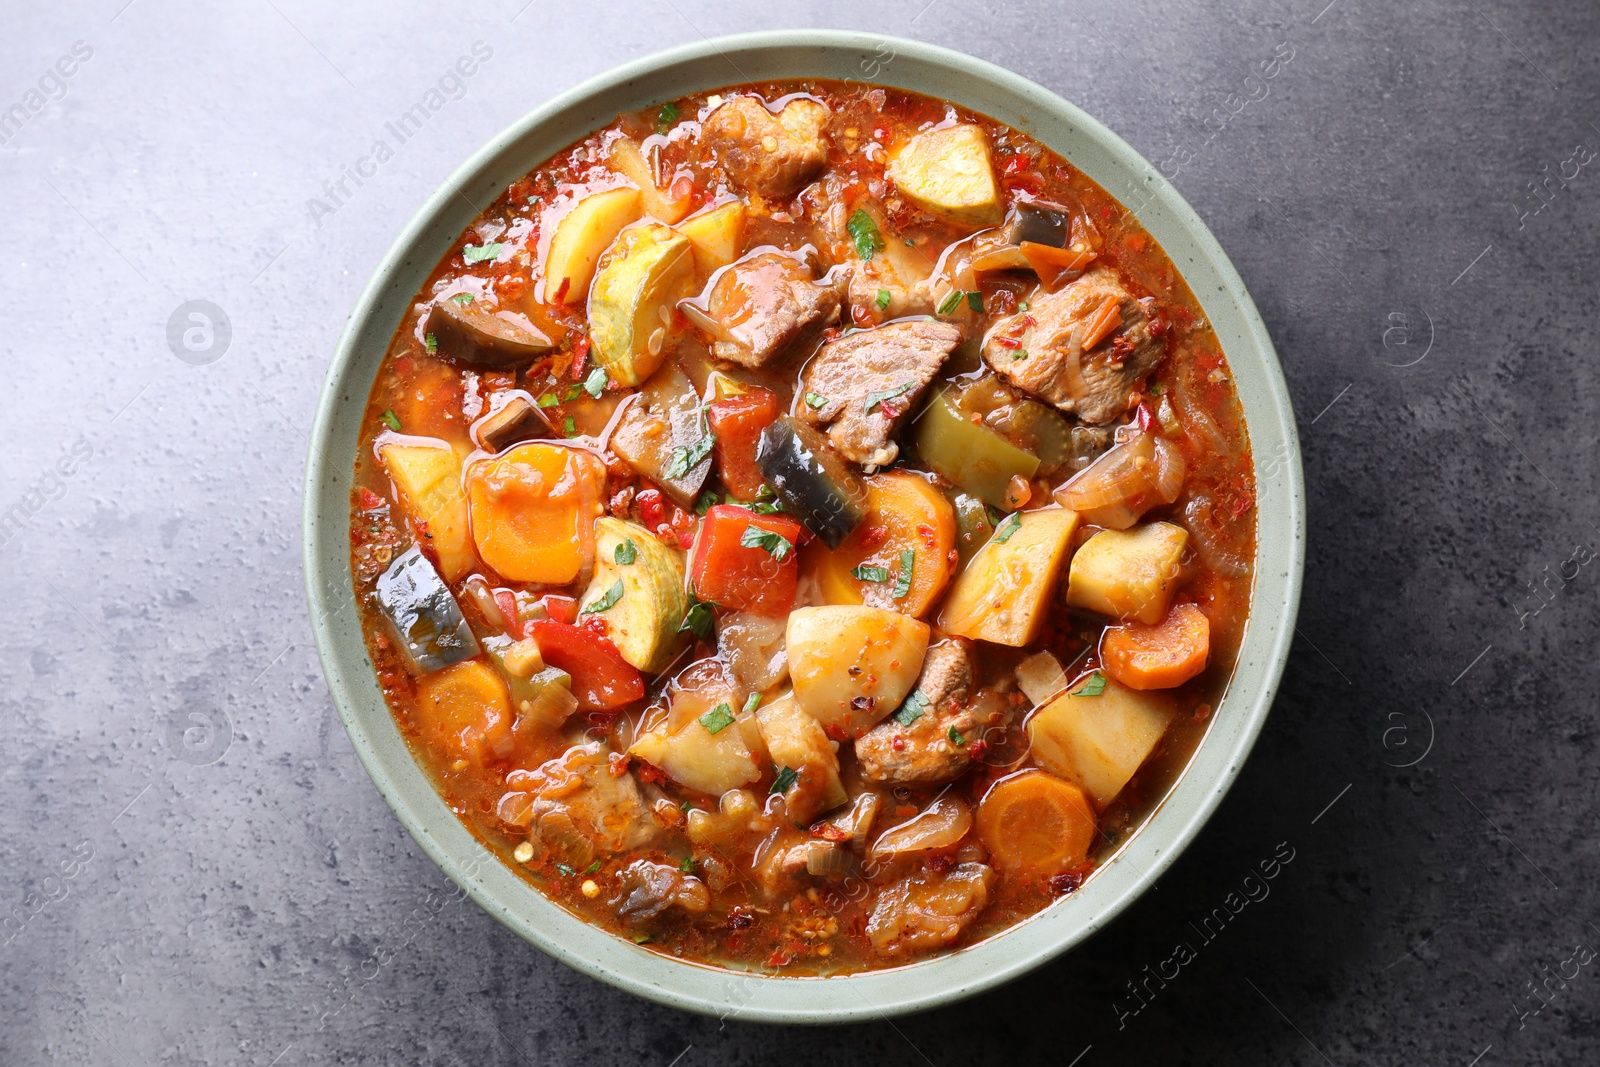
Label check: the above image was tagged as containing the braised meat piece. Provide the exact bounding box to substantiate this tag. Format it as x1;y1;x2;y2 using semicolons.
609;859;712;923
498;743;659;866
701;251;845;367
798;320;962;467
866;862;996;954
981;267;1167;423
703;96;830;199
855;640;978;785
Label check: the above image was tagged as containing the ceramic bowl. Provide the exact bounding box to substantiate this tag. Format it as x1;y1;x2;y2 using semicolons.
303;29;1304;1024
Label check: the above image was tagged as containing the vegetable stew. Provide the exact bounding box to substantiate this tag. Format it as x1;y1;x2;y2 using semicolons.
348;81;1255;974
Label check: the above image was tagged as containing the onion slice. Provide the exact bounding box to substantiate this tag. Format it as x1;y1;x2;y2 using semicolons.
870;795;973;859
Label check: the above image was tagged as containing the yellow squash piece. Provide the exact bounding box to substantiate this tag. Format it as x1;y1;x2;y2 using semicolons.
1066;522;1189;625
786;606;929;737
886;124;1002;227
379;441;476;582
757;693;848;822
578;517;689;673
939;508;1079;647
588;222;695;386
464;443;606;584
675;200;747;275
543;187;642;304
1026;674;1175;808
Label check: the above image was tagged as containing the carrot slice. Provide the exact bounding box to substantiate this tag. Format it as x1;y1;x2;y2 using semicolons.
413;659;514;767
1078;293;1124;350
1100;602;1211;690
976;769;1097;872
1019;243;1096;290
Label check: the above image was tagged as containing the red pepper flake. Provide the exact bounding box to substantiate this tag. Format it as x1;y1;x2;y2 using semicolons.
1049;867;1091;895
635;760;667;787
992;334;1021;350
393;356;413;377
727;908;755;930
995;289;1018;315
551;277;571;305
637;487;667;530
766;948;793;967
890;736;905;752
858;524;888;550
968;739;990;763
569;335;590;379
810;823;852;842
579;614;611;641
608;751;632;778
1135;402;1155;433
927;854;954;873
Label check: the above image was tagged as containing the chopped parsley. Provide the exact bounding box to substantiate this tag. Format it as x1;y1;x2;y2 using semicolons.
462;243;503;264
892;548;914;599
633;934;652;944
936;290;964;315
743;692;762;715
1019;300;1031;312
992;511;1022;543
451;292;475;306
893;690;929;727
967;291;984;313
537;392;560;409
694;490;720;515
678;596;714;640
582;365;608;398
739;499;785;514
380;409;402;432
657;101;680;133
863;380;915;414
1074;672;1108;697
846;209;883;260
561;383;584;402
556;862;576;877
875;288;892;311
424;333;438;355
770;765;799;794
699;702;736;735
562;415;577;437
851;563;890;583
740;524;793;561
584;859;601;874
678;856;696;873
614;539;638;565
804;391;829;410
948;726;965;745
580;578;624;614
665;432;716;479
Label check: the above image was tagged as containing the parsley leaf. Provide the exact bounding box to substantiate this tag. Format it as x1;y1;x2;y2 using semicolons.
699;702;736;734
846;209;883;260
633;933;652;944
462;243;504;264
1012;348;1028;361
875;287;891;310
424;333;438;355
851;563;890;582
936;290;964;315
583;366;608;398
947;725;965;745
770;766;799;794
1074;672;1108;697
743;692;762;714
580;578;624;614
967;291;984;313
584;859;601;874
614;539;638;565
380;409;402;432
992;511;1022;543
679;597;714;640
740;524;793;561
657;101;680;133
678;856;696;873
893;548;914;599
665;432;715;479
694;491;720;515
893;690;929;727
804;391;829;410
562;415;577;437
863;381;915;414
451;292;475;306
537;392;560;409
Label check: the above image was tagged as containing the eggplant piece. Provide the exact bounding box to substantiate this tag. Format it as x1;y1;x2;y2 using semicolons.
608;362;712;508
755;415;867;549
997;199;1073;249
473;393;549;453
373;546;480;675
424;298;554;369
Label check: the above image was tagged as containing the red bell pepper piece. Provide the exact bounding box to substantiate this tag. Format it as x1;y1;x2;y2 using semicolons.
539;594;577;626
690;505;803;616
706;388;779;501
525;619;644;711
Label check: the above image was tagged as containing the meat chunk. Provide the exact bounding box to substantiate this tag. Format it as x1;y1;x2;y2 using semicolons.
703;95;830;199
981;267;1167;423
855;640;977;785
798;320;962;467
702;252;844;367
498;743;658;866
610;859;712;922
866;862;996;954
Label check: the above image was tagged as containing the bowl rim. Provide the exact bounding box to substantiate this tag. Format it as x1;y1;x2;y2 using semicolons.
303;28;1305;1025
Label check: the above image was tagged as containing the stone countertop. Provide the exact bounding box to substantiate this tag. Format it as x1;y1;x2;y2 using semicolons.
3;2;1596;1064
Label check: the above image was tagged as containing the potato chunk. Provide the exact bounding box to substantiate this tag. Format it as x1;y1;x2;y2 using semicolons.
543;187;642;304
1066;521;1189;624
588;222;695;385
378;441;476;582
939;508;1079;646
886;124;1002;227
675;200;746;275
757;693;848;822
1026;674;1174;808
628;666;761;796
578;517;688;673
786;606;929;737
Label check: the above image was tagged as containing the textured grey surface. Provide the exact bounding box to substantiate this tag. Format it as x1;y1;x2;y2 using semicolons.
2;1;1595;1064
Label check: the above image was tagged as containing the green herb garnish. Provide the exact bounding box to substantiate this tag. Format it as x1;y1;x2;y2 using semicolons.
561;383;584;402
699;702;736;734
851;563;890;582
1018;300;1030;312
562;415;577;437
581;578;624;614
665;432;716;479
804;391;829;410
424;333;438;355
556;863;576;877
678;856;696;873
967;291;984;313
863;381;915;415
633;934;652;944
892;548;914;599
893;690;929;727
1012;349;1028;361
584;860;601;874
875;288;891;311
1074;672;1108;697
462;243;503;264
657;101;680;133
770;766;799;794
451;292;475;306
380;409;402;432
743;692;762;715
937;290;964;315
992;511;1022;543
537;393;559;409
614;539;637;565
695;491;720;515
948;726;965;745
583;366;608;398
740;524;793;561
847;209;883;260
679;597;714;640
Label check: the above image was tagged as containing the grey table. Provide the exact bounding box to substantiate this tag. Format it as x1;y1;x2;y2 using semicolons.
3;2;1595;1064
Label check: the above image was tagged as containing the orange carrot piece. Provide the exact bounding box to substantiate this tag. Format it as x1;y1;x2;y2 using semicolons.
1078;294;1124;350
1100;602;1211;690
976;769;1097;872
1019;244;1096;291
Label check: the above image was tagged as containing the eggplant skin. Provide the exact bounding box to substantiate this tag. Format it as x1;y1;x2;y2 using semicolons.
374;547;480;675
756;416;867;549
424;299;553;369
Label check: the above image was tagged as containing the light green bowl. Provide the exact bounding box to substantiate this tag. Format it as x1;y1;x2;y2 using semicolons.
303;30;1304;1024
